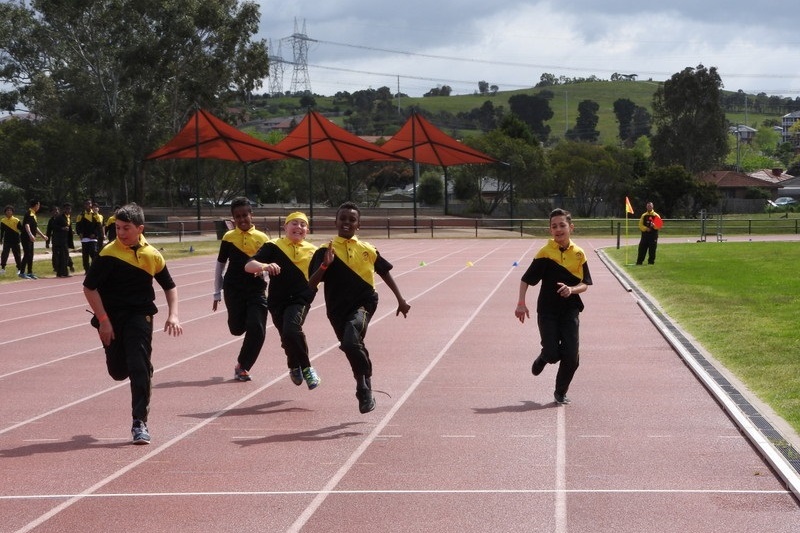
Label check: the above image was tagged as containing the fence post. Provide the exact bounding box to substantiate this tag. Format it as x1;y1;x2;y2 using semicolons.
475;219;478;238
616;222;620;249
387;218;391;239
179;222;184;243
430;218;434;238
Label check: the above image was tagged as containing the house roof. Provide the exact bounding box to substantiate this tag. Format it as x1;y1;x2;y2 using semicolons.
748;168;794;184
698;170;781;189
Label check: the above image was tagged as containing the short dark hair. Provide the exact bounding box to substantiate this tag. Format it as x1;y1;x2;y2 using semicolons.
29;199;39;207
549;208;572;222
337;201;361;217
62;202;72;209
230;196;251;214
115;203;145;226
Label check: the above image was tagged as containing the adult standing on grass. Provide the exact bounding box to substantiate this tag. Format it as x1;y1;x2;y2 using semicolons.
244;211;320;389
636;201;661;265
83;203;182;445
19;199;46;279
515;208;592;405
212;197;271;382
309;201;411;414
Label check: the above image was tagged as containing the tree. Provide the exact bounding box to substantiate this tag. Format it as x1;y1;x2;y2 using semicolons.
639;164;697;218
651;65;729;174
549;141;629;216
613;98;636;142
450;128;548;216
508;93;553;143
478;81;489;95
565;99;599;142
0;0;270;204
418;172;443;205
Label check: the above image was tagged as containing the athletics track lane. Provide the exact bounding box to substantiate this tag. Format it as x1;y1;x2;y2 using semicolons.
0;238;798;532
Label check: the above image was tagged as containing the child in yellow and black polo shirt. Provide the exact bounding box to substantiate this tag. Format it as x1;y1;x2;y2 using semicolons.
0;205;22;276
309;201;411;414
515;208;592;406
83;203;182;444
212;197;270;382
245;211;320;389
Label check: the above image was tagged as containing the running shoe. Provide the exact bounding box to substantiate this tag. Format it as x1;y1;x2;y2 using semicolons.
26;273;38;279
18;271;27;279
554;393;571;405
302;367;320;390
131;420;151;445
289;367;303;386
234;364;252;382
0;268;5;275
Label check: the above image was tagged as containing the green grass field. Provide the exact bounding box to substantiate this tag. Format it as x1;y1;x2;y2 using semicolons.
604;241;800;435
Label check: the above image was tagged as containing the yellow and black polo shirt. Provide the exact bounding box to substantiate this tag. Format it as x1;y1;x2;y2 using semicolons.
252;237;318;307
0;215;21;244
310;235;392;319
521;238;592;313
217;226;270;292
83;235;176;316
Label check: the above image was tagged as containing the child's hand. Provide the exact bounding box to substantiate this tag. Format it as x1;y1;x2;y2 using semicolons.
396;299;410;318
323;242;334;266
515;303;529;323
556;282;573;298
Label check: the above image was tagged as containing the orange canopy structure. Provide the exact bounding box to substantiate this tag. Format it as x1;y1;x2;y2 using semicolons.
145;108;300;223
145;108;297;163
381;112;499;167
381;111;500;218
275;110;407;223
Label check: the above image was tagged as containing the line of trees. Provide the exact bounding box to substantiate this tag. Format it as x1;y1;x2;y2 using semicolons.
1;2;798;218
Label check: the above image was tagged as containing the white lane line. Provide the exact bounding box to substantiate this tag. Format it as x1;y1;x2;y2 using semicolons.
555;406;567;533
286;242;530;533
14;241;518;532
3;488;791;501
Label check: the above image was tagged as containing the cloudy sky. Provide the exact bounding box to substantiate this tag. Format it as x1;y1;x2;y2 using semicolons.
255;0;799;98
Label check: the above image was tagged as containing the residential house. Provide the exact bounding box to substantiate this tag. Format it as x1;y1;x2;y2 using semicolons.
781;110;800;147
697;170;781;199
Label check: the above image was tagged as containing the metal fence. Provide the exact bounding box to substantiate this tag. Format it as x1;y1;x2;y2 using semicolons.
145;214;800;241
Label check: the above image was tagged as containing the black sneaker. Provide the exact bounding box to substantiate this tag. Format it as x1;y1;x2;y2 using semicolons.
234;364;252;382
531;356;546;376
131;420;151;445
554;393;571;405
357;391;375;414
356;376;375;413
289;367;303;386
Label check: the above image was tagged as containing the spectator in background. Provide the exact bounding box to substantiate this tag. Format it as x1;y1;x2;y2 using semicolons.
105;205;120;244
0;205;22;277
75;199;102;272
52;203;74;278
19;199;46;279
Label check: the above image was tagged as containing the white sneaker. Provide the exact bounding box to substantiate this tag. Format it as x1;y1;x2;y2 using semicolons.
0;268;5;275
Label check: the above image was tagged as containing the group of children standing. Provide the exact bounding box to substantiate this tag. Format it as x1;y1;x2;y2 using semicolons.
0;198;112;279
77;200;591;446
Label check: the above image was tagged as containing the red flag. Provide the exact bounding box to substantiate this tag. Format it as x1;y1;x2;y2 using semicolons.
625;196;634;215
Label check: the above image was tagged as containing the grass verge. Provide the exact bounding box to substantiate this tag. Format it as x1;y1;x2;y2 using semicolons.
604;242;800;435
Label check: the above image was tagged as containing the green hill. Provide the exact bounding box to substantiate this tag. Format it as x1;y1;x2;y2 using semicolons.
254;81;781;145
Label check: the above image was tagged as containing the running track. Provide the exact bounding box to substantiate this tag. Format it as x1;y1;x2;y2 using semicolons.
1;237;799;532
